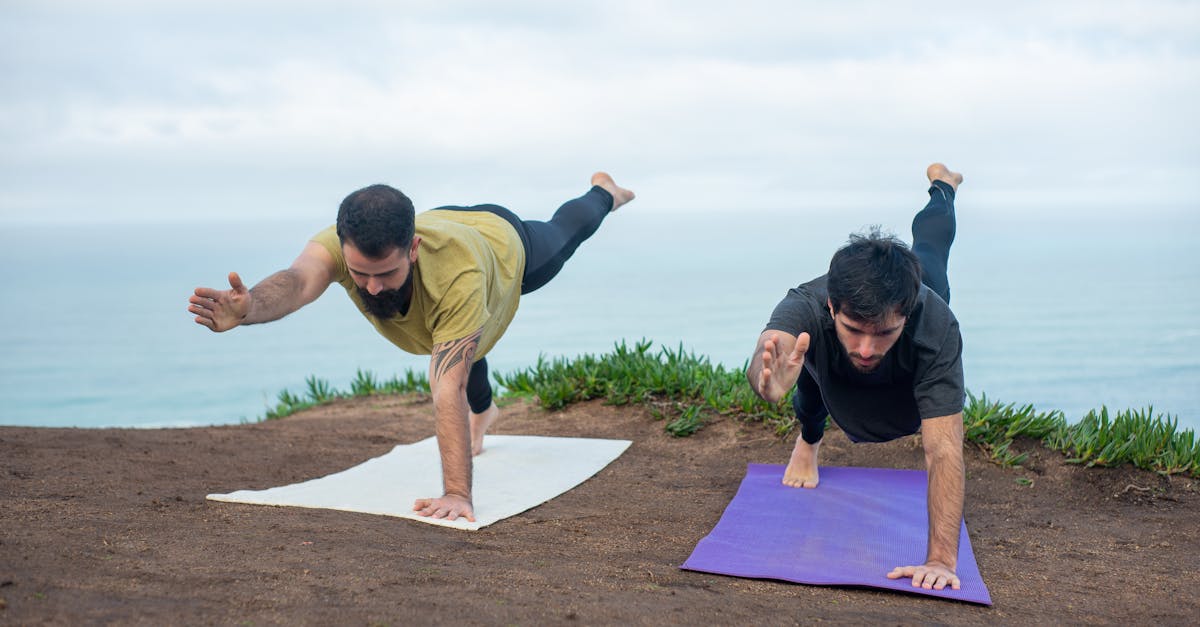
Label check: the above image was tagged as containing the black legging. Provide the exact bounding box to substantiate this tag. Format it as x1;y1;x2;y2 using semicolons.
911;180;956;305
433;186;615;413
794;180;957;444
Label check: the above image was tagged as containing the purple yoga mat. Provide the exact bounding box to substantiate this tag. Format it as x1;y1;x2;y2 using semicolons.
682;464;991;605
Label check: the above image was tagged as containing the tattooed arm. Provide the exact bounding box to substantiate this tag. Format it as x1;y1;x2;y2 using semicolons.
412;328;483;522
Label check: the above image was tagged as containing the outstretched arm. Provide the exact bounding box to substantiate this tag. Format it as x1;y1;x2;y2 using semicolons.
746;330;810;403
189;241;336;332
412;328;483;522
887;412;965;590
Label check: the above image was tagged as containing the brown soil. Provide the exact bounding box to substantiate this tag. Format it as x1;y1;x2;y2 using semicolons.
2;396;1198;625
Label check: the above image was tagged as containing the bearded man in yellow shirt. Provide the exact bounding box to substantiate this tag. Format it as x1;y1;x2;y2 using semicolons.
189;172;635;523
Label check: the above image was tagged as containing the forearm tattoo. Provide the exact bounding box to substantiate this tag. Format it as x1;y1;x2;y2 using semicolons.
431;330;481;381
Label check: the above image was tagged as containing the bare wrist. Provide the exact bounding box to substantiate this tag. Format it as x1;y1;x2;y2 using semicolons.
925;557;956;571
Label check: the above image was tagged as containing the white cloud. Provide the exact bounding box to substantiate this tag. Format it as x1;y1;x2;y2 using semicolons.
0;0;1196;223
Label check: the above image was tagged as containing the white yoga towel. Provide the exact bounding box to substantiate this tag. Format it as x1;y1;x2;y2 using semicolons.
206;435;632;530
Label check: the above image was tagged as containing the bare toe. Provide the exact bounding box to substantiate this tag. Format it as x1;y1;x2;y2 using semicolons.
590;171;636;211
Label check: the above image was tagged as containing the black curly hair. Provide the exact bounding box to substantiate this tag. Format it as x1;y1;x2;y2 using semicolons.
826;226;923;324
335;184;415;258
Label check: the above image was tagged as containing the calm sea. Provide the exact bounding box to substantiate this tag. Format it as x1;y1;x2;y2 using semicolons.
2;204;1198;432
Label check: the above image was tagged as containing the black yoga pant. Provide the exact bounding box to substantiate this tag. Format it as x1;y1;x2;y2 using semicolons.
445;186;614;413
911;180;956;306
794;180;957;444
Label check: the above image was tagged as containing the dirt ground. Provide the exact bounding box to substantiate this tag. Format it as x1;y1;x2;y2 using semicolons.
2;395;1198;625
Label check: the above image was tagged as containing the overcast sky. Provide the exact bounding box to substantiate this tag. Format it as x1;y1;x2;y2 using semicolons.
1;0;1197;224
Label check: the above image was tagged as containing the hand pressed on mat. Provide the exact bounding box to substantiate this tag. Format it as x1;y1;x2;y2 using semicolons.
416;330;483;523
887;561;961;591
413;493;475;522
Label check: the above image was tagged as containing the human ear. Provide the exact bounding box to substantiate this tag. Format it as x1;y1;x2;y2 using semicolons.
409;236;422;263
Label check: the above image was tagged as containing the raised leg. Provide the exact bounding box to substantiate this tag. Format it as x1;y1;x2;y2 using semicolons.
517;172;635;294
912;163;963;304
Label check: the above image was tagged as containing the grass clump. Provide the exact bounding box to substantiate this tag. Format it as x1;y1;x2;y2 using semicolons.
494;339;793;437
962;392;1198;477
263;376;333;420
348;368;430;396
262;341;1199;477
264;369;429;420
1046;406;1198;477
962;392;1066;467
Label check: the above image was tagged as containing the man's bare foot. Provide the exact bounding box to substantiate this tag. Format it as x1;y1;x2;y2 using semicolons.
782;438;821;488
591;172;636;211
469;402;500;456
926;163;964;191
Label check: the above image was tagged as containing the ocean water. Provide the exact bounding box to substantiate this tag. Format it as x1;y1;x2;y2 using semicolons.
1;203;1198;432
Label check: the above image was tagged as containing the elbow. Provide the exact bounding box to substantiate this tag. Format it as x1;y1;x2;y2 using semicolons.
432;380;467;403
922;435;963;469
924;445;964;477
430;373;469;404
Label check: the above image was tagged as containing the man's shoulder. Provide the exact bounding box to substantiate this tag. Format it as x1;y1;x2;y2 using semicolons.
785;275;830;308
788;275;831;317
764;274;830;335
309;225;347;279
799;274;828;294
906;286;961;350
409;216;487;298
310;225;339;250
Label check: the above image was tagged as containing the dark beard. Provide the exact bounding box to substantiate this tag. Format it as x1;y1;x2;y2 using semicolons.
358;272;414;319
841;344;885;374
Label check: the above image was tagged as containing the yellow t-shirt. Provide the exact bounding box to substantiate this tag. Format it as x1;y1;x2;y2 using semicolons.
312;209;525;360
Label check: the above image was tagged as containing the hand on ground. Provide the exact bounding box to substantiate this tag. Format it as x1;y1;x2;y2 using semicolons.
189;272;250;332
412;493;476;522
886;561;960;590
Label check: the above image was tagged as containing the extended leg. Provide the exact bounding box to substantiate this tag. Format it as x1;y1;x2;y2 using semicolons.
517;172;635;294
912;163;962;304
456;174;633;453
